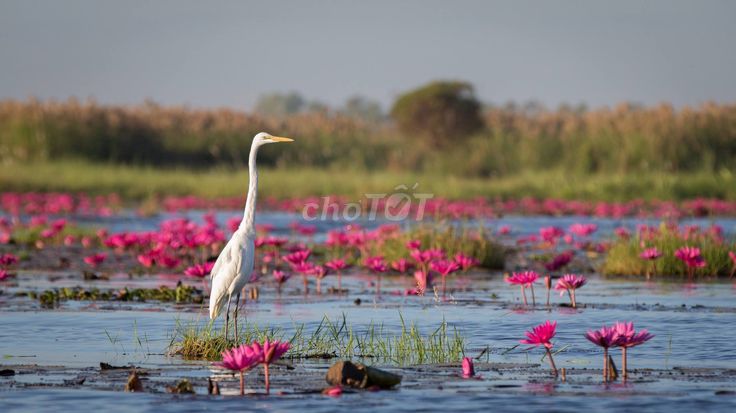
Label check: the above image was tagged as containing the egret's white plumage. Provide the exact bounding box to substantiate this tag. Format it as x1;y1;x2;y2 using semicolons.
208;132;293;334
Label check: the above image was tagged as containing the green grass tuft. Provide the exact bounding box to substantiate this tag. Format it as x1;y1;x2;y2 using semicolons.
168;314;466;365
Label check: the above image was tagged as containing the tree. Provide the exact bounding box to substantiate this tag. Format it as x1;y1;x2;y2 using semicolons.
341;95;384;122
254;92;305;116
390;81;483;145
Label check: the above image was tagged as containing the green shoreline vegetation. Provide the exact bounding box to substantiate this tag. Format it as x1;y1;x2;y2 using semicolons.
2;160;735;202
2;88;736;203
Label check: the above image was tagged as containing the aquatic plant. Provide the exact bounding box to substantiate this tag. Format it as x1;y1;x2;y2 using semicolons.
674;246;706;279
169;314;466;365
430;259;460;299
184;262;215;278
242;339;291;395
390;258;414;274
603;223;735;277
505;271;538;306
214;345;260;396
520;320;558;376
453;252;479;272
461;356;475;378
324;258;348;290
544;274;552;307
310;264;329;294
730;251;736;278
554;274;586;308
640;247;662;278
364;256;388;295
272;270;290;293
612;321;654;379
83;253;107;268
32;283;203;308
585;325;618;381
544;251;573;272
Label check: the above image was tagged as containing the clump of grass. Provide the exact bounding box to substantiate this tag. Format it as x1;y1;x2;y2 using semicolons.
168;314;466;365
367;223;506;269
602;223;735;277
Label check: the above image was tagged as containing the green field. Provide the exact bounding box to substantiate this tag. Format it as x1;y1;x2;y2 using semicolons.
2;160;734;201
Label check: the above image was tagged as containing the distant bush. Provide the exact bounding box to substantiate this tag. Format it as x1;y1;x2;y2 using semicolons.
390;81;484;146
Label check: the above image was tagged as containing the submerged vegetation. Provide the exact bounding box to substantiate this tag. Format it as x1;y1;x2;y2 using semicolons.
169;314;466;365
31;283;204;308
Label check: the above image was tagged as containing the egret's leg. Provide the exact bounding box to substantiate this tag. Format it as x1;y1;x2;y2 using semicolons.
225;295;232;341
234;292;241;344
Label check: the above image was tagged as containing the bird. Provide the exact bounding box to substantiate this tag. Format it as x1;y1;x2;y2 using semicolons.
209;132;293;342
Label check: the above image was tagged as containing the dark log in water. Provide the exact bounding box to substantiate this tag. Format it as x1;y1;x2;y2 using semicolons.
326;361;402;389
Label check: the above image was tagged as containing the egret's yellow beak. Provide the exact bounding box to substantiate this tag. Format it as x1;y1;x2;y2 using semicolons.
269;136;294;142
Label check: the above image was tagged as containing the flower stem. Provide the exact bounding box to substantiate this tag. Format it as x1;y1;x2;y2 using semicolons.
571;289;577;308
603;347;608;382
545;347;558;377
521;285;528;306
622;347;628;380
530;284;536;307
239;370;244;396
264;364;270;395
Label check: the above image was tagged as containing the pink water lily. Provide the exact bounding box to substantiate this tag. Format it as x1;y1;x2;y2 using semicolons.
554;274;586;308
364;256;388;295
214;344;260;396
412;270;431;295
430;259;460;299
520;320;558;376
461;356;475;378
640;247;662;278
243;339;291;395
310;264;329;294
674;246;706;278
283;249;311;266
612;321;654;379
674;246;706;266
544;251;573;272
325;258;348;290
640;247;662;260
390;258;414;274
506;271;539;306
453;253;479;272
0;269;13;281
585;325;618;381
0;253;18;266
184;261;215;278
83;253;106;268
406;239;421;250
272;269;290;293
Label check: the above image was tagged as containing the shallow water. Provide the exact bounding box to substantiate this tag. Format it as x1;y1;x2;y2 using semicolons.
2;213;736;412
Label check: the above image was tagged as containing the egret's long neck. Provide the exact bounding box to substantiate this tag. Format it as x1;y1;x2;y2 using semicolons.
240;142;259;236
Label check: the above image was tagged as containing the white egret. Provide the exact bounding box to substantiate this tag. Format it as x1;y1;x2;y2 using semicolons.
209;132;293;341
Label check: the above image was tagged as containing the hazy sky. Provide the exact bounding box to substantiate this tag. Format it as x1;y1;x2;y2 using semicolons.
1;0;735;110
